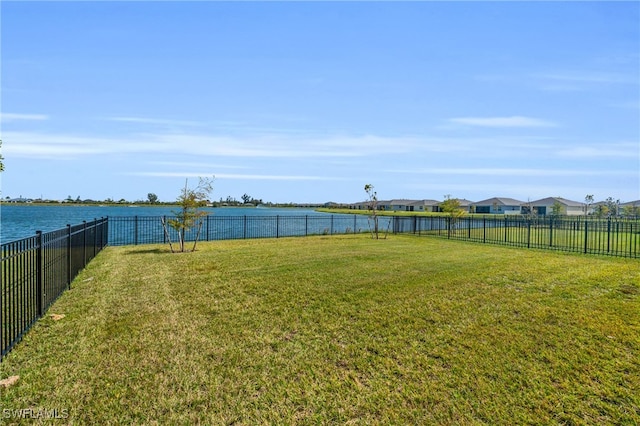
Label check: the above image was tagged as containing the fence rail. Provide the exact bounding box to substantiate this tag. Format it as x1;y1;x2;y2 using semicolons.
108;215;639;258
2;214;638;360
393;215;640;258
1;218;108;360
107;214;392;246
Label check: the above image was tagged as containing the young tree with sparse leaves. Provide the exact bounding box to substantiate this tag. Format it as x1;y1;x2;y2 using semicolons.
604;197;620;217
440;195;466;236
622;204;640;218
440;195;465;221
364;184;382;239
584;194;594;217
162;177;214;253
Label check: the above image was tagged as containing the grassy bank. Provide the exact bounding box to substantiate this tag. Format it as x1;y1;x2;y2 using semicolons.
1;235;638;424
317;207;427;216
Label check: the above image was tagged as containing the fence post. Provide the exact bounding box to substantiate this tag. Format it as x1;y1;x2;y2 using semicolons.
93;218;98;258
549;218;554;247
163;216;167;244
527;220;531;248
630;222;634;257
134;216;139;246
504;217;508;243
331;215;334;235
305;216;308;236
36;231;44;316
483;217;486;243
83;221;87;267
67;224;72;289
97;218;102;251
276;216;280;238
607;218;611;253
584;220;588;254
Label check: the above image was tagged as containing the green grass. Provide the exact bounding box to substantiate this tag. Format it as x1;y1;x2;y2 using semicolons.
318;207;438;216
441;223;639;257
1;235;638;424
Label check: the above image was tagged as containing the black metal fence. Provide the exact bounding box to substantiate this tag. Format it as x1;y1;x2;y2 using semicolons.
108;214;639;258
1;218;108;360
393;215;640;258
107;214;392;246
2;214;638;360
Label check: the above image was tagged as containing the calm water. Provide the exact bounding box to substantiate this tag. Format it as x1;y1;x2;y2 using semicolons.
0;204;331;243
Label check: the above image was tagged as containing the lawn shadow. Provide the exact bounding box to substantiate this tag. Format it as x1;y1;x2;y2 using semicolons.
122;248;169;255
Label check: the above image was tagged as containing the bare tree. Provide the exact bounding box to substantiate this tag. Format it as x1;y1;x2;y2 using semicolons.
604;197;620;217
584;194;594;217
522;198;538;225
364;184;388;239
162;177;214;253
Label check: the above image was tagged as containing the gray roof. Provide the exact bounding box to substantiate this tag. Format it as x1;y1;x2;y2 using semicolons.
408;199;441;206
390;199;419;205
473;197;525;206
443;198;474;207
530;197;584;207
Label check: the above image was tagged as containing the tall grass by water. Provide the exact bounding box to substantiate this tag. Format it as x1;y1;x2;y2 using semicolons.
0;235;638;424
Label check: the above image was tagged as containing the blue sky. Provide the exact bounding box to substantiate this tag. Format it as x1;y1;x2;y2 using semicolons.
1;1;638;204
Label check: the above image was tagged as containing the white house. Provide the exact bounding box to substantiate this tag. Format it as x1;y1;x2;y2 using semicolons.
437;198;475;213
351;200;392;211
620;200;640;217
408;199;441;213
472;197;525;215
389;199;419;211
529;197;585;216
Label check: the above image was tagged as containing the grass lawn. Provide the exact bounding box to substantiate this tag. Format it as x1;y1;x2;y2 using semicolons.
0;235;638;424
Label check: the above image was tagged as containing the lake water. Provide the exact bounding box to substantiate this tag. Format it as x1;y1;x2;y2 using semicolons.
0;204;335;243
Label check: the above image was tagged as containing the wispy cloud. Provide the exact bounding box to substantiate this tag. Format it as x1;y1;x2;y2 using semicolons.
475;70;638;93
1;131;423;160
126;171;342;181
3;132;149;159
386;167;635;177
147;161;250;170
449;116;557;128
556;143;639;158
0;113;49;122
406;181;607;201
534;70;639;92
105;116;203;127
535;71;637;85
